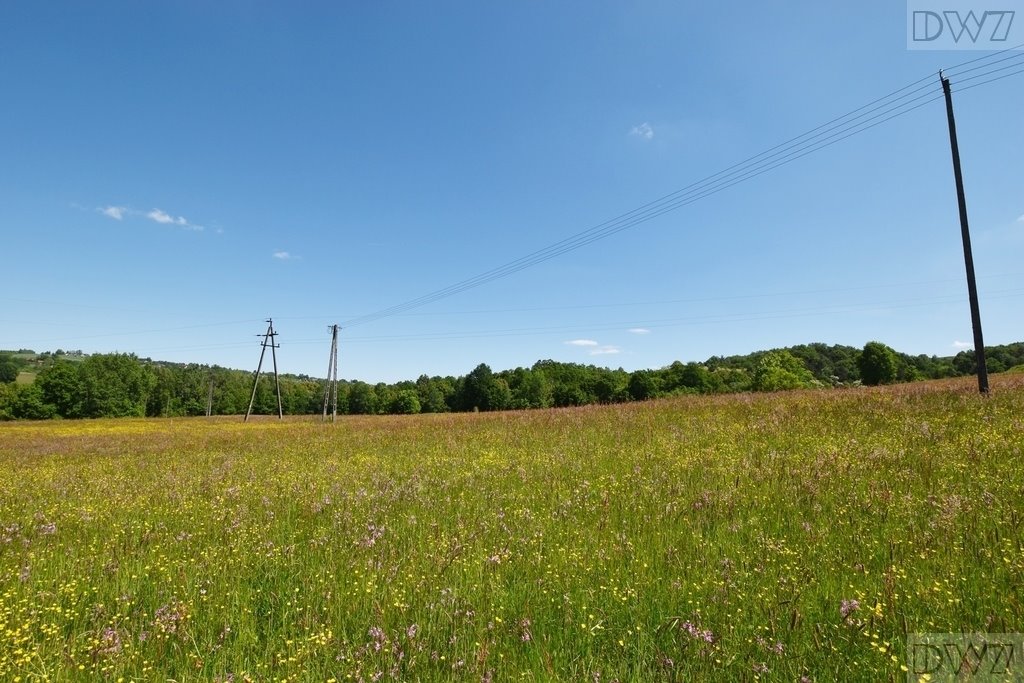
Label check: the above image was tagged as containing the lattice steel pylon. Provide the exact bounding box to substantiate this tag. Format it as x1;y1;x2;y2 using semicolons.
244;318;283;421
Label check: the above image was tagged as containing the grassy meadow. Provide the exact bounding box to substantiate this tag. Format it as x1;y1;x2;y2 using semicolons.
1;376;1023;681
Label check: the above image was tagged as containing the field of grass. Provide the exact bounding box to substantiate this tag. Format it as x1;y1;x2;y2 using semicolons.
2;376;1023;681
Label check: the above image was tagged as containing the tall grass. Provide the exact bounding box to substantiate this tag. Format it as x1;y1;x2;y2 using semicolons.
1;376;1023;681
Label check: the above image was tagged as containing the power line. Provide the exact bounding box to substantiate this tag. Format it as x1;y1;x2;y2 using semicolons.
941;43;1024;79
9;50;1022;366
343;95;943;327
339;48;1023;329
952;65;1024;94
950;53;1024;87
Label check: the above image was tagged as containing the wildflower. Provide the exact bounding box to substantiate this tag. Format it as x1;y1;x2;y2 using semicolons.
154;600;187;635
519;618;533;642
360;523;385;548
406;624;418;639
368;626;386;651
840;599;860;620
756;636;785;655
692;490;714;510
96;627;123;657
680;620;715;643
2;522;21;543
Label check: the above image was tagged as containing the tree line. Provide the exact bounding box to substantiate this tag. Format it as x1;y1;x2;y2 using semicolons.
1;341;1022;420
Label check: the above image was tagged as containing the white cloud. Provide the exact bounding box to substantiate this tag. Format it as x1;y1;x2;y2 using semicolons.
628;328;651;335
590;345;621;356
95;203;207;232
147;208;175;224
99;205;127;220
147;208;203;231
273;251;299;260
629;122;654;140
565;339;599;347
1017;213;1024;223
952;340;972;349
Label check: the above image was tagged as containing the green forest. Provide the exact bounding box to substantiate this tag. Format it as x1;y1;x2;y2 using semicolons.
1;341;1022;420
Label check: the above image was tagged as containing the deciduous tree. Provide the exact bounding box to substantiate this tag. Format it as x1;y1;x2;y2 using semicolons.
858;341;898;386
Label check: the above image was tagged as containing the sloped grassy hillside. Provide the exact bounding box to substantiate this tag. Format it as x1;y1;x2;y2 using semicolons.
1;376;1022;681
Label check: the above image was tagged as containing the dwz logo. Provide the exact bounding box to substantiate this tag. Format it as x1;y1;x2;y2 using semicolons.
913;10;1016;42
907;634;1022;681
907;2;1021;49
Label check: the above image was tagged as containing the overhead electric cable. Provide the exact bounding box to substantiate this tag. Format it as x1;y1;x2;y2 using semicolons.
952;65;1024;93
341;93;944;327
339;46;1023;329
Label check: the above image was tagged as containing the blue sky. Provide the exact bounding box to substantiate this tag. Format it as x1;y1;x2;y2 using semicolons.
2;1;1022;382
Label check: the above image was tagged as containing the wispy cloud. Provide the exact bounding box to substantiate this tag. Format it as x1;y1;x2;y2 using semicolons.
96;204;206;232
590;345;621;356
146;208;176;224
952;340;972;349
147;208;202;231
629;122;654;140
628;328;651;335
273;251;299;261
1017;213;1024;223
99;205;127;220
565;339;598;347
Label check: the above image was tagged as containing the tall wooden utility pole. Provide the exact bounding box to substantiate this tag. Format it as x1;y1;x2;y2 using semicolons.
244;318;284;421
940;72;989;395
206;376;214;417
322;324;340;422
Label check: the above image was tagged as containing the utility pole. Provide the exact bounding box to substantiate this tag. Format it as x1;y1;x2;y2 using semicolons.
322;324;340;422
244;318;284;421
206;376;214;417
940;72;989;395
